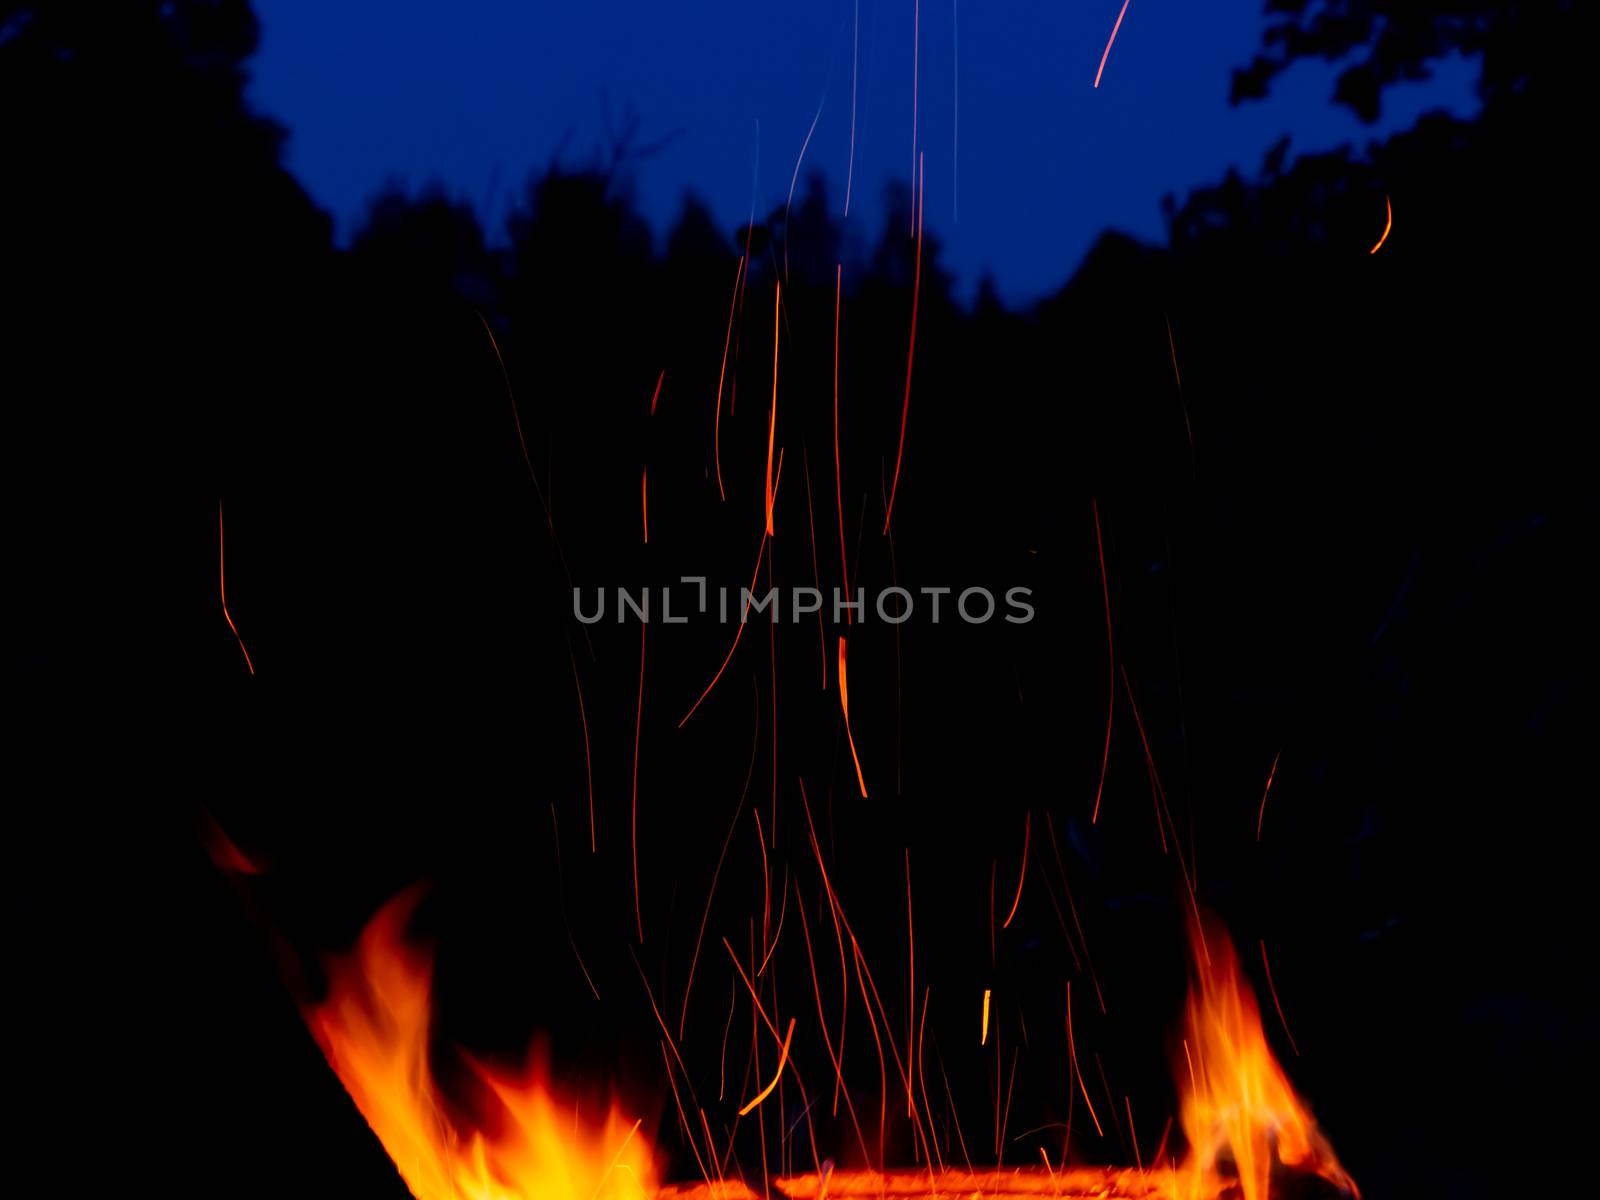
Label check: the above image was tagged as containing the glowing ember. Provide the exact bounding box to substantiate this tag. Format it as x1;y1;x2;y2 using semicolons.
306;890;656;1200
1176;917;1358;1200
660;1168;1168;1198
1369;195;1393;254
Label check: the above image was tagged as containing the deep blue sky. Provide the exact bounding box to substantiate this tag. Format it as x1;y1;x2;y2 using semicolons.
248;1;1477;303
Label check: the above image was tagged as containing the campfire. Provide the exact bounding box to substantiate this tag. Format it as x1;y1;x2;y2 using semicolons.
297;883;1354;1199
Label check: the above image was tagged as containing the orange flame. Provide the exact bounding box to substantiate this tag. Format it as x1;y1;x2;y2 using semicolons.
1176;917;1357;1200
306;890;656;1200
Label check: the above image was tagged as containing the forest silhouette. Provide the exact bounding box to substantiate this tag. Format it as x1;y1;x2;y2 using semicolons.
6;4;1592;1199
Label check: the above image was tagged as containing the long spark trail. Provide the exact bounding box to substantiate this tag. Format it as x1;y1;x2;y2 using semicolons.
1371;194;1393;254
679;674;761;1039
678;533;769;727
839;636;869;796
218;500;254;675
1256;750;1281;842
785;100;827;283
714;257;745;501
632;621;647;942
1091;500;1114;822
766;283;780;536
881;154;924;535
1000;812;1031;929
803;447;827;688
1093;0;1133;89
833;265;851;616
845;1;859;217
739;1018;796;1116
567;645;595;852
1259;938;1302;1056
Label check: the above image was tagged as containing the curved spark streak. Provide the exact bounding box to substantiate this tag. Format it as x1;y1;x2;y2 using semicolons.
1259;939;1302;1056
678;533;769;726
881;155;924;535
631;622;647;943
844;1;859;217
838;636;869;797
1091;500;1114;822
568;646;595;852
1370;194;1393;254
219;501;254;675
713;257;745;501
999;813;1031;929
738;1014;795;1116
1256;750;1281;841
833;265;851;615
785;100;826;283
766;283;780;536
1093;0;1132;89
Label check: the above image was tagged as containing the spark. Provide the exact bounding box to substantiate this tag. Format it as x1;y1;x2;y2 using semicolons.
649;368;665;415
1121;666;1171;854
936;1040;976;1174
1000;812;1031;929
756;867;789;976
679;675;760;1039
1256;750;1281;841
803;447;827;688
631;621;647;943
218;500;254;675
755;809;772;952
721;938;823;1176
833;265;851;617
567;647;596;852
844;1;859;217
714;257;745;502
1066;982;1104;1137
981;987;991;1045
906;850;916;1118
589;1117;643;1200
1151;1115;1173;1166
766;282;780;536
912;0;920;189
475;311;591;656
882;153;924;535
838;636;869;796
659;1043;714;1190
1125;1095;1142;1172
1165;314;1194;463
1045;812;1106;1013
998;1048;1020;1161
953;0;960;223
630;945;698;1098
740;1018;797;1116
1093;0;1132;89
1259;938;1301;1056
1371;193;1393;254
641;470;649;544
793;875;874;1167
785;97;827;283
678;532;769;726
548;805;601;1002
1091;499;1114;822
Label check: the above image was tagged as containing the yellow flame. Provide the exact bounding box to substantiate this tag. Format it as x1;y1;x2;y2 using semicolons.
306;890;656;1200
1175;917;1357;1200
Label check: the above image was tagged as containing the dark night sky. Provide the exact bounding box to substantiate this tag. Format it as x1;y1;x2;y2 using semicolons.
248;0;1478;302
